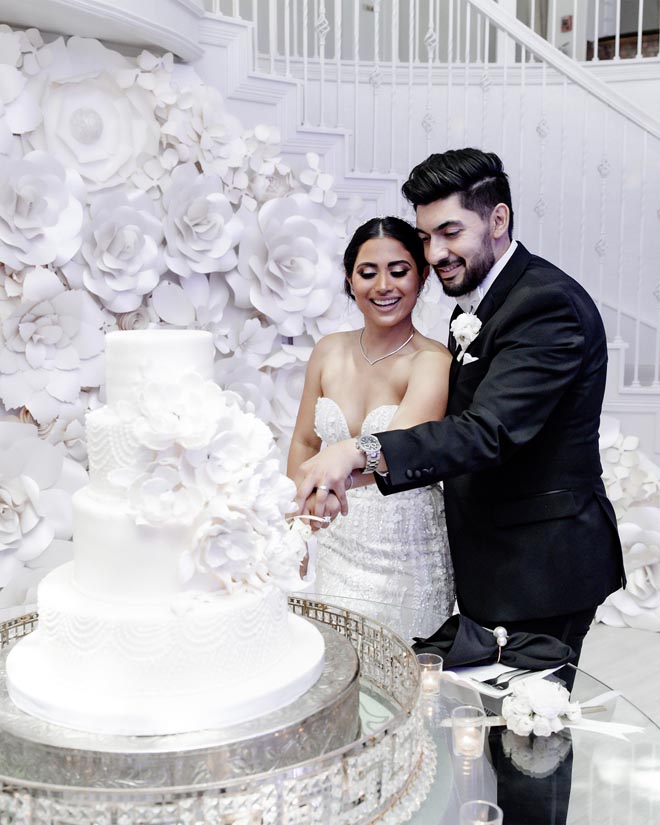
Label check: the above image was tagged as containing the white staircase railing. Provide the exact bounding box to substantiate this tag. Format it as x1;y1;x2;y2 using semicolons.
203;0;660;394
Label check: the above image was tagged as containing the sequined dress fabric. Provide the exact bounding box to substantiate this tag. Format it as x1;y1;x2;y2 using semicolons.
312;398;455;640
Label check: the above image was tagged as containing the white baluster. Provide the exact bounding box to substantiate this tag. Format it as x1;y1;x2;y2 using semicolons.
335;0;342;129
390;0;399;173
635;132;649;386
268;0;276;75
636;0;645;59
353;0;359;170
596;109;611;313
550;0;557;48
572;0;578;59
252;0;258;71
517;44;526;239
556;77;568;271
303;0;309;125
534;62;549;253
284;0;291;77
614;0;621;60
371;0;382;172
317;0;330;126
592;0;600;61
446;0;454;149
407;0;415;177
614;120;627;343
423;0;437;156
463;3;471;146
577;94;589;288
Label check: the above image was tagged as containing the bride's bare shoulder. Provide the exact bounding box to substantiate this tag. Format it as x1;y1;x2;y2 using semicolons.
313;330;357;358
413;333;451;359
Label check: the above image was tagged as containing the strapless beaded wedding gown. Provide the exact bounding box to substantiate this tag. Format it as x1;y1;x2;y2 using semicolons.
312;397;455;640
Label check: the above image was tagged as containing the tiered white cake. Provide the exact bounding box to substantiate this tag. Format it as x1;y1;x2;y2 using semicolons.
7;330;324;735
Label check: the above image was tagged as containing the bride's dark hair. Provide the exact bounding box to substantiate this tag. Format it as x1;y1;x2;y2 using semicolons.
343;216;427;300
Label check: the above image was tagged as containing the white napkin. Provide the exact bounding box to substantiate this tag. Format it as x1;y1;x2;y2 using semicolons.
447;663;559;697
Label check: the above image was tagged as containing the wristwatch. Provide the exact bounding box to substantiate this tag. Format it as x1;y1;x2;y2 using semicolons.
355;433;382;474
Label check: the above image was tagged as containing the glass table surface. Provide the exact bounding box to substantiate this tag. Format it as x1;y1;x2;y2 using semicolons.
300;591;660;825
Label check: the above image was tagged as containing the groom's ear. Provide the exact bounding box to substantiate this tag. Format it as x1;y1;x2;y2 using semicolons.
490;203;510;239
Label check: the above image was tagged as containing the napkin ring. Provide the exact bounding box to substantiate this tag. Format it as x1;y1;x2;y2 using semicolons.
493;625;508;662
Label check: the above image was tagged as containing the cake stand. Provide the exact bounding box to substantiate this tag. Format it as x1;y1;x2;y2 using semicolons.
0;597;436;824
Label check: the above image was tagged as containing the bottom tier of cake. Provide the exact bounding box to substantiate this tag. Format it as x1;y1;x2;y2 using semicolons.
6;564;325;735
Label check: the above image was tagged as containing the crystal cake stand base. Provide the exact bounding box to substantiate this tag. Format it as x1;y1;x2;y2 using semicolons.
0;598;434;825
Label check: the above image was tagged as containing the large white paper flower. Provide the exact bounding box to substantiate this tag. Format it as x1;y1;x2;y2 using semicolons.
0;420;87;613
0;151;85;270
231;193;344;336
150;273;232;331
25;37;160;190
62;189;165;312
596;507;660;631
162;163;243;278
0;269;106;423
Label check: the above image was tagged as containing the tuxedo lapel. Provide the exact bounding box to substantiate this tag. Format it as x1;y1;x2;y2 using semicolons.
474;243;532;326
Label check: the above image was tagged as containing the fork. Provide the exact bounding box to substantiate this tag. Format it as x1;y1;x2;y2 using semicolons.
480;668;530;688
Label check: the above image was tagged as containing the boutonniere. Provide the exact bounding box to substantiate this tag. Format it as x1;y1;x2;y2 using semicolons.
450;313;482;362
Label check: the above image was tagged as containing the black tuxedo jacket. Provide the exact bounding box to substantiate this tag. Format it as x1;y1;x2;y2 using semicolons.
375;243;624;624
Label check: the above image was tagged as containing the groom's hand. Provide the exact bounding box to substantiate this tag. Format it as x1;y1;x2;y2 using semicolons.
294;439;362;518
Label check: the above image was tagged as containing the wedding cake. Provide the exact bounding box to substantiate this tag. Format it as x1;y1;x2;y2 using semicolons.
6;330;324;735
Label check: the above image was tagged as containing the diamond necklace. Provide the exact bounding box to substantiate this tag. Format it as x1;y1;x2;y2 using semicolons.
359;328;415;366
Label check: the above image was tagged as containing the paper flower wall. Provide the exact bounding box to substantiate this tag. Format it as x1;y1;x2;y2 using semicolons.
2;23;656;629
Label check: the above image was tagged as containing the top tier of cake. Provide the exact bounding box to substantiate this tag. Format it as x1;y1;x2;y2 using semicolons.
104;329;214;404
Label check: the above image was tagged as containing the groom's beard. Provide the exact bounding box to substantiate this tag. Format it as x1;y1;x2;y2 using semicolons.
434;237;496;298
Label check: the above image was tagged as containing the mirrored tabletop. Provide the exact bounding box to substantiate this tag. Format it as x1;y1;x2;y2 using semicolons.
300;590;660;825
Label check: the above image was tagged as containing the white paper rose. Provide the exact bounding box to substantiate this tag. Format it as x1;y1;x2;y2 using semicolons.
0;269;106;423
0;151;85;270
162;163;243;277
25;37;160;190
62;189;165;312
217;358;275;423
0;420;87;614
231;192;344;336
596;507;660;631
150;273;231;331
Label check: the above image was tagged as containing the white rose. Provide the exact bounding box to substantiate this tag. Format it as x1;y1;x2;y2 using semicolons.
0;151;85;270
450;312;482;355
526;680;570;719
532;716;553;737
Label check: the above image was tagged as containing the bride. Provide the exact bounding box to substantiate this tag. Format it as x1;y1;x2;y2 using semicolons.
287;216;455;639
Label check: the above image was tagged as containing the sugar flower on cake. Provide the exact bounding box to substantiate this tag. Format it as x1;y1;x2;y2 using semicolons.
124;372;227;452
230;192;344;337
0;420;87;614
162;163;243;278
62;189;165;313
127;463;205;527
24;36;160;191
0;269;106;423
502;679;581;737
0;151;85;270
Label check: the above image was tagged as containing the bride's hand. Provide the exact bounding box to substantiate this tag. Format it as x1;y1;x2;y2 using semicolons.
294;439;360;517
300;491;341;531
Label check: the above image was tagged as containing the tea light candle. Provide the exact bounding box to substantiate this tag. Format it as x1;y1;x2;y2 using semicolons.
416;653;443;695
451;705;486;759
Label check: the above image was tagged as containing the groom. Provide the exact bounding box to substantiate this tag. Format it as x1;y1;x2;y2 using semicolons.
295;148;624;665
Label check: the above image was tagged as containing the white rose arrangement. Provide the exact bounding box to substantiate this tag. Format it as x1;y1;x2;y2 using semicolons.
450;313;482;362
501;679;582;737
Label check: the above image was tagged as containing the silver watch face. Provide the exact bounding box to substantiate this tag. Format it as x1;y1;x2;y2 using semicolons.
357;434;380;453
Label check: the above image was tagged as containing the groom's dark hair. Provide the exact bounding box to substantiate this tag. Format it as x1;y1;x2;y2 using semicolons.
402;148;514;239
